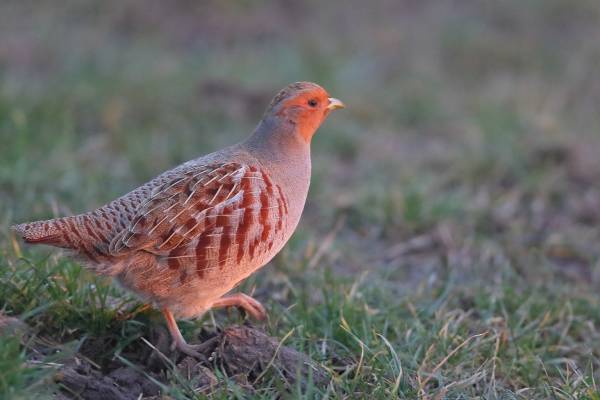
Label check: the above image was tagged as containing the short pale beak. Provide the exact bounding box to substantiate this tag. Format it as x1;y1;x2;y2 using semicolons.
327;97;345;111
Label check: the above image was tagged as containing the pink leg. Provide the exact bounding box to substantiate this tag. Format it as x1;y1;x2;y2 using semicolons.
162;308;212;359
212;293;267;320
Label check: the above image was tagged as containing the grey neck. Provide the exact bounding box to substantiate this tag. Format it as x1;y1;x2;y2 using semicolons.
243;115;311;165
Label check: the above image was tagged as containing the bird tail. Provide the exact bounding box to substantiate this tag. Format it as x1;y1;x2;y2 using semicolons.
11;217;80;249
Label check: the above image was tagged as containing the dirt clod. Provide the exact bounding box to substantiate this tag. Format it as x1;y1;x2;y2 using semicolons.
214;325;330;389
56;359;161;400
54;325;327;398
176;357;218;392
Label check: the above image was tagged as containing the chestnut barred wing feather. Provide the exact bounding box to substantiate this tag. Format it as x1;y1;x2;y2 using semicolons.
109;163;246;255
108;162;288;274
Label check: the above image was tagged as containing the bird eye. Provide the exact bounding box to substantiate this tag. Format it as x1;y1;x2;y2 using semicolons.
307;99;318;107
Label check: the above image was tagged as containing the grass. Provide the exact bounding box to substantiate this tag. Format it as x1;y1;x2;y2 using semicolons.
1;0;600;398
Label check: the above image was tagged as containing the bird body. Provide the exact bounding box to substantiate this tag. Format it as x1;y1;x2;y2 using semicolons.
12;82;344;356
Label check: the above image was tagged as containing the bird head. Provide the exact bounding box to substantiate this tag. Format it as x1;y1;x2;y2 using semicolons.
263;82;345;143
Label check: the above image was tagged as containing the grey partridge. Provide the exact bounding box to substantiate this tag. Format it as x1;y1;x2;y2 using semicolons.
12;82;345;357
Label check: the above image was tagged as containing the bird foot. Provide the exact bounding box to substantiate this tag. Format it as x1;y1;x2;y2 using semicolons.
171;336;217;361
212;293;267;321
163;308;216;362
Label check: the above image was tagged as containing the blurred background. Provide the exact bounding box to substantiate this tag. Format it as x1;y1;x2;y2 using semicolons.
1;0;600;397
3;0;600;288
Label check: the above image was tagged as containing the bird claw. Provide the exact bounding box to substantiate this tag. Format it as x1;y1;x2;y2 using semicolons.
213;293;267;321
238;294;267;321
171;337;218;361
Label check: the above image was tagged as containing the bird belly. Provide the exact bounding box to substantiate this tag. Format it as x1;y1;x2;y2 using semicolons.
114;220;293;319
165;229;291;319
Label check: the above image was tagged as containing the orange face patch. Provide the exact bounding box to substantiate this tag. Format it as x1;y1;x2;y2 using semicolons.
278;88;332;142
